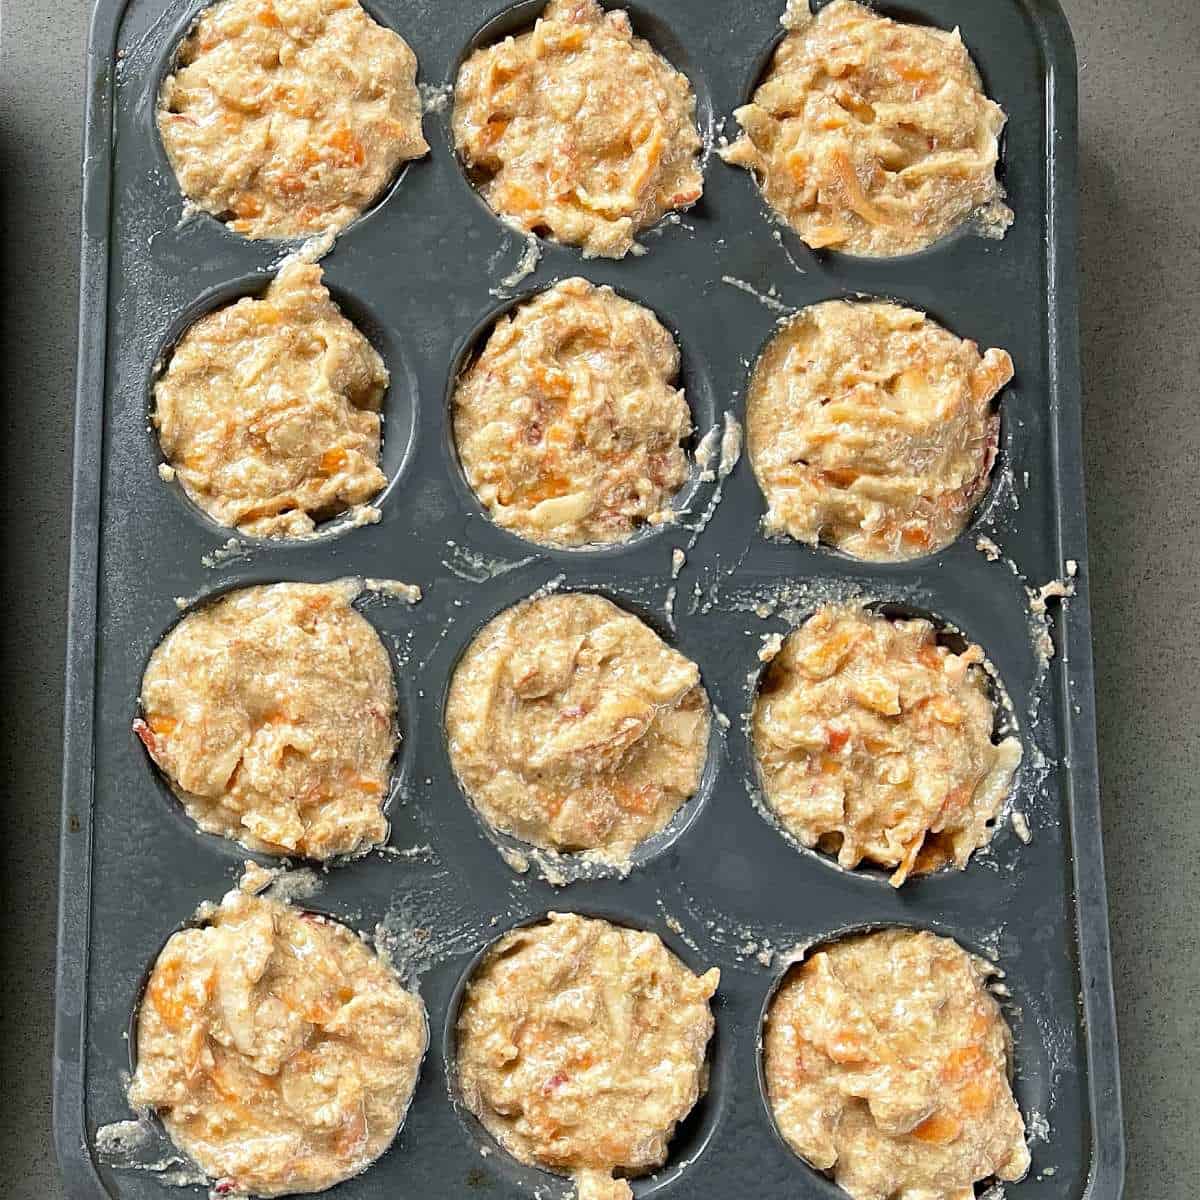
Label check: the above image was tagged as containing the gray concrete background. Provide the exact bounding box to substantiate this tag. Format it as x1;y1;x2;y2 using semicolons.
1;0;1195;1195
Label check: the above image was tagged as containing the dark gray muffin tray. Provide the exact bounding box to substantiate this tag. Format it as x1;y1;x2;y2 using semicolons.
56;0;1124;1196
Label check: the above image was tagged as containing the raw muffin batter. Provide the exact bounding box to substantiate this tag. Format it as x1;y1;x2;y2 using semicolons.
128;870;427;1196
456;913;719;1200
134;581;396;860
452;0;703;258
764;928;1030;1200
452;278;693;547
154;261;389;539
445;593;709;863
159;0;427;239
752;605;1020;886
746;299;1012;561
722;0;1010;257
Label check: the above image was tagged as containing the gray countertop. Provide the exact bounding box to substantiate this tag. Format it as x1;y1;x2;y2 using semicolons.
1;1;1195;1196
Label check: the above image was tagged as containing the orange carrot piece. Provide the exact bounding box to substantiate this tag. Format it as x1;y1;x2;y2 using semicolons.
912;1111;962;1144
825;726;851;752
232;194;263;219
960;1079;993;1115
830;149;892;226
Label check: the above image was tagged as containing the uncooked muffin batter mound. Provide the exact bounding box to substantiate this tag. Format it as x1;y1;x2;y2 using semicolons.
158;0;427;240
134;581;396;859
453;279;693;547
155;261;389;539
452;0;703;258
764;928;1030;1200
445;593;709;863
129;871;427;1196
456;913;719;1200
722;0;1010;257
752;605;1020;886
747;299;1012;561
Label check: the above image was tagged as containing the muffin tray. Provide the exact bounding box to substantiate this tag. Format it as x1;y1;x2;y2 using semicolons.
56;0;1123;1196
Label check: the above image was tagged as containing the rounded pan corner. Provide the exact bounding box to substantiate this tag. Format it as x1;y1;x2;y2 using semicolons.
1021;0;1080;80
52;1088;115;1199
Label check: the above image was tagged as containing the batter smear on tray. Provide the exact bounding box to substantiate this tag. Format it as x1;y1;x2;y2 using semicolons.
445;593;709;864
452;0;703;258
134;581;396;860
752;605;1020;886
764;928;1030;1200
128;868;427;1196
456;913;719;1200
746;299;1011;561
721;0;1011;257
158;0;427;240
452;278;693;548
154;262;389;539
